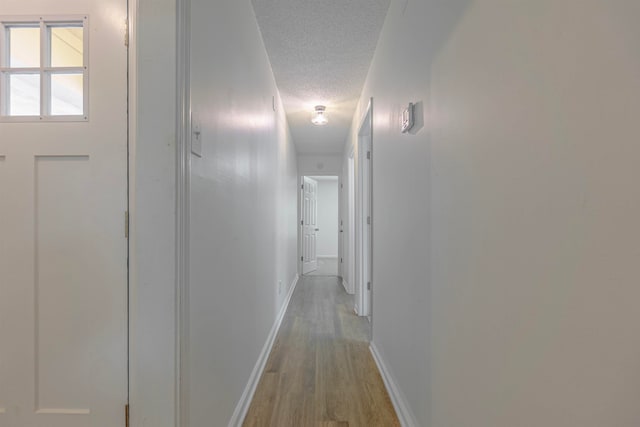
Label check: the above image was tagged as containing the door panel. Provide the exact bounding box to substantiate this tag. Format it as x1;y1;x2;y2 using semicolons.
35;156;93;413
0;0;128;425
302;177;318;274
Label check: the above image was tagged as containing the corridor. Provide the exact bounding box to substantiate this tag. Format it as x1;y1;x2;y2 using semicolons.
243;276;399;426
2;0;639;426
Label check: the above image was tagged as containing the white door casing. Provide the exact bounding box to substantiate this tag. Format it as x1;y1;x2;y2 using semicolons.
355;100;372;318
0;0;128;426
347;153;355;294
302;176;318;274
361;133;372;318
338;177;343;278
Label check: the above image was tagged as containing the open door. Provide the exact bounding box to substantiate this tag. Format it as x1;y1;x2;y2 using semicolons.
302;176;318;274
0;1;128;425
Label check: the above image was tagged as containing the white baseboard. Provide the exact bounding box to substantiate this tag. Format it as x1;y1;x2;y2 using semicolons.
227;274;299;427
341;278;354;295
317;255;338;259
370;343;419;427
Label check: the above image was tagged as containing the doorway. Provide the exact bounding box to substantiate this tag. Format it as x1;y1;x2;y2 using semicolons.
301;175;340;276
344;99;373;320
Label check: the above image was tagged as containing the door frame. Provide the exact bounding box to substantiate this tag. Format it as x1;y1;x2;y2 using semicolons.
128;0;186;425
297;175;304;275
176;0;191;425
355;98;373;320
345;149;356;294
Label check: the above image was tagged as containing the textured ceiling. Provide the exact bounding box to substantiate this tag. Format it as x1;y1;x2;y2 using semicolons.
252;0;390;154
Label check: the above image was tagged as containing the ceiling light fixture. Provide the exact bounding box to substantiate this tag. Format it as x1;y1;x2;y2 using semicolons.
311;105;328;126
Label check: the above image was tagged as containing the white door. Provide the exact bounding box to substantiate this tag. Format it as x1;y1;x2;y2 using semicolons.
0;0;128;425
302;176;318;274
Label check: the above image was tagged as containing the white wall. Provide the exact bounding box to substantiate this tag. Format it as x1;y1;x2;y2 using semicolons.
298;154;343;176
187;0;298;425
130;0;177;425
346;1;640;426
311;177;339;257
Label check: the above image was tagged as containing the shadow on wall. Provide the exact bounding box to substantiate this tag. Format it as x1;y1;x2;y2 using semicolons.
394;0;471;136
408;101;424;135
420;0;472;63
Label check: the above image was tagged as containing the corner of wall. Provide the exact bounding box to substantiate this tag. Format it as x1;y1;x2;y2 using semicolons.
370;343;420;427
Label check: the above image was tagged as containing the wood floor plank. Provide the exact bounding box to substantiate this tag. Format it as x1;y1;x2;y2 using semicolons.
242;276;400;427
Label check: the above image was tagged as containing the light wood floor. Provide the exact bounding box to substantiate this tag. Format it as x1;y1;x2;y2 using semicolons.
242;275;400;427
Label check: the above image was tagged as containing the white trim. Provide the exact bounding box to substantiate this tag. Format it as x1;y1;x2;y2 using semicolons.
127;0;137;417
347;149;356;299
297;175;304;275
370;343;419;427
227;274;300;427
341;278;353;295
176;0;191;426
338;174;343;279
317;254;338;259
355;98;373;318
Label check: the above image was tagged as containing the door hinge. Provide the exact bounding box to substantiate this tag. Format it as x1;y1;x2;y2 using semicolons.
366;151;371;160
301;256;304;262
125;404;130;427
124;211;129;238
301;183;304;190
340;257;343;263
301;220;304;225
124;19;130;47
367;281;371;290
367;216;371;225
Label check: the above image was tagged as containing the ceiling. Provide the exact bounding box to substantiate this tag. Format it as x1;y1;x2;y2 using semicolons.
252;0;390;155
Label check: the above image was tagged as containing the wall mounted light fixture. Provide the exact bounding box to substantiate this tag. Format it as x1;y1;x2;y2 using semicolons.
311;105;328;126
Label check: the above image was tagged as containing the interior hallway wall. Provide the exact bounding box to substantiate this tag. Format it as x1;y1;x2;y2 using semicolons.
188;0;298;425
346;0;640;426
130;0;177;425
298;154;343;176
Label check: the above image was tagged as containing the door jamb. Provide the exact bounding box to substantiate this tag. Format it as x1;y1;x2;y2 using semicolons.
176;0;191;425
298;175;304;275
127;0;135;415
355;98;373;323
347;149;356;295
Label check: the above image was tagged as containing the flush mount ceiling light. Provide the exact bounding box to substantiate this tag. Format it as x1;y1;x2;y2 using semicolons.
311;105;328;126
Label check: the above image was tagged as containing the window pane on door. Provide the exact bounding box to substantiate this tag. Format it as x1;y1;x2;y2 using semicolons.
50;27;83;67
50;73;83;115
9;74;40;116
9;26;40;68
